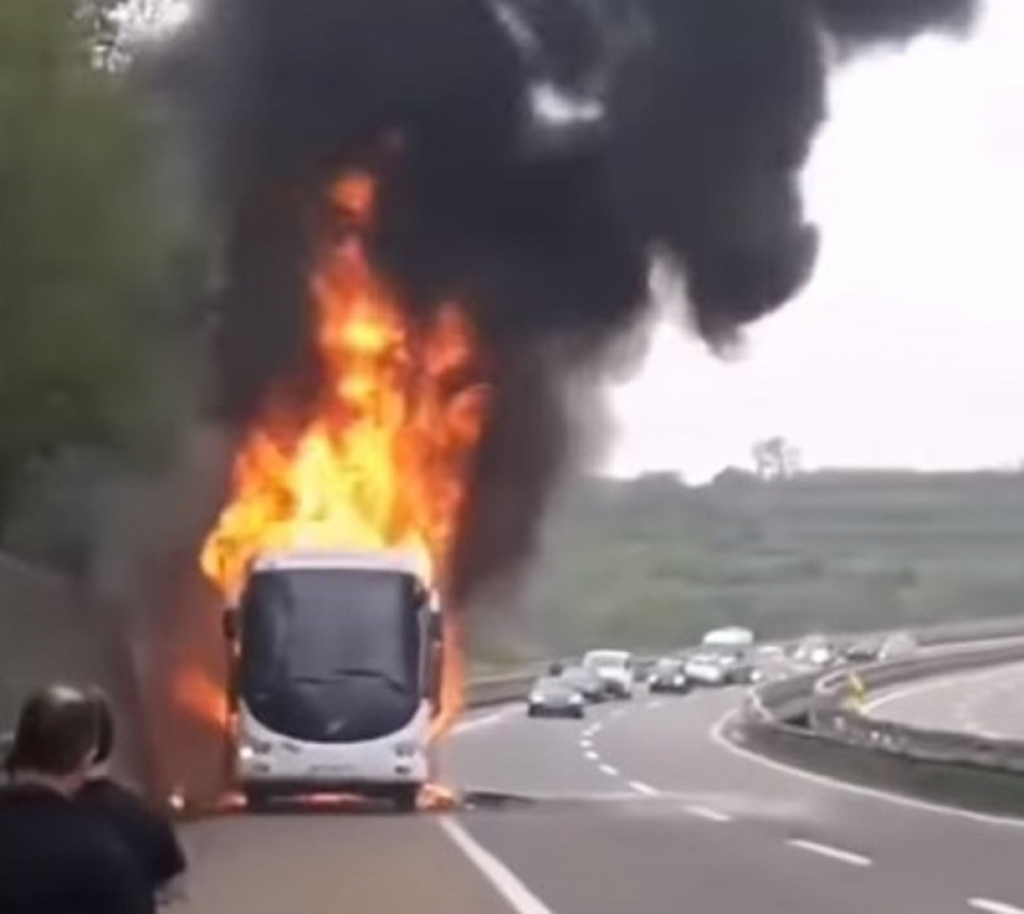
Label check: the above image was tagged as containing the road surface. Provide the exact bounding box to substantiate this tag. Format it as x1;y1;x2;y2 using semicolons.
176;683;1024;913
867;661;1024;740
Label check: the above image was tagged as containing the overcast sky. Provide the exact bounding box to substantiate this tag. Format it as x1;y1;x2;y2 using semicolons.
605;0;1024;482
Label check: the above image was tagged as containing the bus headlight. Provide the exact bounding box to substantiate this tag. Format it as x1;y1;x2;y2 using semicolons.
394;740;419;758
239;738;272;758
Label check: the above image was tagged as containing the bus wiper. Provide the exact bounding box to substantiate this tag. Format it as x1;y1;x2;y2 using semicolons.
330;667;405;691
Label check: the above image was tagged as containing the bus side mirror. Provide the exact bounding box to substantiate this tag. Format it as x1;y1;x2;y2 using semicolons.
222;608;239;642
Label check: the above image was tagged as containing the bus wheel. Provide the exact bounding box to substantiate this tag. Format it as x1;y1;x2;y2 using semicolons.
392;786;419;814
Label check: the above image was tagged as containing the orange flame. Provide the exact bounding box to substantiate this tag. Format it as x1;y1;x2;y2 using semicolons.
199;171;488;737
173;662;227;731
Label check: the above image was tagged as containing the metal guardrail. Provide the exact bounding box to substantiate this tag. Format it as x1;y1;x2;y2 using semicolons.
466;668;540;707
740;635;1024;817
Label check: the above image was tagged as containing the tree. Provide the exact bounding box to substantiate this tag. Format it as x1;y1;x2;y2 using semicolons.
0;0;185;522
752;436;801;480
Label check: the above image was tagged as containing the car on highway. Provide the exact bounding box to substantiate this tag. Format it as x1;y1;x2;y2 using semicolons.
720;650;761;684
559;665;609;703
526;675;586;718
581;649;634;699
647;658;691;694
793;635;838;667
684;651;731;686
842;637;882;663
632;656;658;684
685;649;760;686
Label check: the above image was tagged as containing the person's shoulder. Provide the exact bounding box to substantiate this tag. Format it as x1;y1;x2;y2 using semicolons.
80;777;166;827
79;776;187;881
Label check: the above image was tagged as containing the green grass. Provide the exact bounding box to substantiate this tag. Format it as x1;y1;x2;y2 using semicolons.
509;470;1024;654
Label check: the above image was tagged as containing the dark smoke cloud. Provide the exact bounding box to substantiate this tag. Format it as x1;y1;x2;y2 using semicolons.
816;0;977;47
161;0;978;602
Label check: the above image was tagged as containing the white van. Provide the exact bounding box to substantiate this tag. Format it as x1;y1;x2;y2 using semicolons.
581;650;634;699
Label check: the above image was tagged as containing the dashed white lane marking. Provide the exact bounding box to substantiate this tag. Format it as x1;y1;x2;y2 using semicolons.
648;700;665;710
969;899;1024;914
598;763;620;777
787;839;872;868
711;709;1024;830
628;780;659;797
584;750;599;762
579;739;592;751
440;817;554;914
583;723;602;738
686;805;733;823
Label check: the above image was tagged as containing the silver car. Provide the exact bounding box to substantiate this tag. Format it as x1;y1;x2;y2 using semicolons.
527;676;586;718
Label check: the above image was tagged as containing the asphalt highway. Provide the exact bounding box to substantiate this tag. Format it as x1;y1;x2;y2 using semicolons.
175;681;1024;914
867;660;1024;741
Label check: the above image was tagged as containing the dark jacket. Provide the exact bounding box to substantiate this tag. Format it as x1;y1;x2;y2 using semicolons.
77;777;187;891
0;783;154;914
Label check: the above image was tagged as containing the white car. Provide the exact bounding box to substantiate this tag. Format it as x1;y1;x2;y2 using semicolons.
684;652;728;686
581;650;634;699
793;636;837;667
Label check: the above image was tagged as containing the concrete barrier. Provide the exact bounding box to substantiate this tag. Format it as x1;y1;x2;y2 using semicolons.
742;636;1024;817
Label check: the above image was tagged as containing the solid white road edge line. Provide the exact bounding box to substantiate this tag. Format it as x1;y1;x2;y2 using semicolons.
686;805;732;823
710;709;1024;830
628;780;659;797
440;817;555;914
598;763;620;777
453;710;505;735
969;899;1024;914
787;839;872;867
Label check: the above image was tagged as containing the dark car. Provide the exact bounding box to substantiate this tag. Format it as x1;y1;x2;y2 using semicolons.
527;676;586;718
647;658;691;694
843;638;881;663
559;665;608;703
632;657;657;684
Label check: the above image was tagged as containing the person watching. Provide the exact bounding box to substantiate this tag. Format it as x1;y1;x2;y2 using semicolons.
0;684;153;914
76;689;188;904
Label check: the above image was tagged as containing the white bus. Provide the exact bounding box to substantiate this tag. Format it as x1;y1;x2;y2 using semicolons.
701;626;755;650
222;548;442;812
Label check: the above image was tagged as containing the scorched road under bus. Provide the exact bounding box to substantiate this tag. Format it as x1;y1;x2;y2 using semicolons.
222;548;443;812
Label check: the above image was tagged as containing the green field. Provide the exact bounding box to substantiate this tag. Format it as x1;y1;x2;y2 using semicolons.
509;469;1024;654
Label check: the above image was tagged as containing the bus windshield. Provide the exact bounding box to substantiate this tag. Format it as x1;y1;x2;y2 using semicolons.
238;567;424;742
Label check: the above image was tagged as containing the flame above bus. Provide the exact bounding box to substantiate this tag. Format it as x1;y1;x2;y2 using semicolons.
199;172;489;737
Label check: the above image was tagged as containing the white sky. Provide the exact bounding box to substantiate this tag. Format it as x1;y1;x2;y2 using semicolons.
605;0;1024;482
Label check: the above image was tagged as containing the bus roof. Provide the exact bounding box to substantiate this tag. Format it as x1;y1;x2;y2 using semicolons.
250;548;429;578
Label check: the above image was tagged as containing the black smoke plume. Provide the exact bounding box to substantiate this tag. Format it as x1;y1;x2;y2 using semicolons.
162;0;978;603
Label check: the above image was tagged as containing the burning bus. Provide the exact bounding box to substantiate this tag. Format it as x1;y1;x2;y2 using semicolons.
196;172;488;809
221;548;442;811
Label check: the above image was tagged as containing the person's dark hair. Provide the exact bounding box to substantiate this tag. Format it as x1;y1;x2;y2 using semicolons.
86;688;115;766
7;685;98;777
